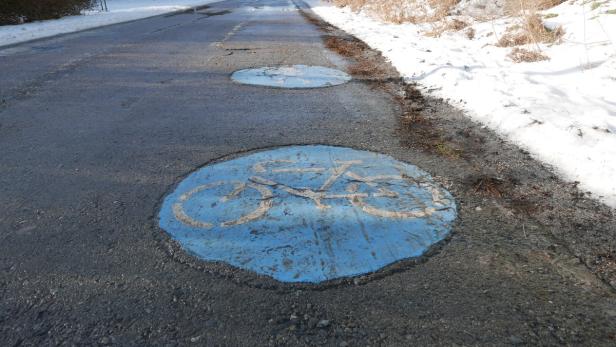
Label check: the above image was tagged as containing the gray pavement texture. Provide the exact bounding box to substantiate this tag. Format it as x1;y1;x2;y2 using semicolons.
1;0;616;345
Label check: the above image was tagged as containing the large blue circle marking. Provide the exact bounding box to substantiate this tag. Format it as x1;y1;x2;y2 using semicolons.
159;146;456;283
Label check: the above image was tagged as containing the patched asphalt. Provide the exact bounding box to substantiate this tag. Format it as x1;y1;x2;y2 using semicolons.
0;0;615;345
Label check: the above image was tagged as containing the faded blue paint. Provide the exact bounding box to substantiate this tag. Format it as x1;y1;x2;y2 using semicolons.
159;146;456;283
231;65;351;88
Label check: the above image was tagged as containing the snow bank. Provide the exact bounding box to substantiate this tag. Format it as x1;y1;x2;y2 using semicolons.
309;0;616;208
0;0;219;47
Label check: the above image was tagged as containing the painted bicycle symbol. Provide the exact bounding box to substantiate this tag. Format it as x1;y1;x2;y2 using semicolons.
172;159;451;229
159;146;457;283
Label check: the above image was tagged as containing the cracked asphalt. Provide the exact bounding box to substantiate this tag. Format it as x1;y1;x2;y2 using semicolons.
1;0;615;345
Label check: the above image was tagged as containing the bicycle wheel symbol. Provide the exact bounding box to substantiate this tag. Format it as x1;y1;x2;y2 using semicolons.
345;172;451;219
172;181;273;228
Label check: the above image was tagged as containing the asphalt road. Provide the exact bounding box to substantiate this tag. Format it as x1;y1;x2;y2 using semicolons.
1;0;616;345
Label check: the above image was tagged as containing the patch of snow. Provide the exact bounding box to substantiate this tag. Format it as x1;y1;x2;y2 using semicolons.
308;0;616;208
0;0;220;47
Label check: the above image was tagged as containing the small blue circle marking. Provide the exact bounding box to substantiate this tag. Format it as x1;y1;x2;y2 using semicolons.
159;145;456;283
231;65;351;88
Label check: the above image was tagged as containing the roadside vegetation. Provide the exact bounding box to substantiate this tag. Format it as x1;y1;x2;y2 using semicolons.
330;0;574;62
0;0;94;25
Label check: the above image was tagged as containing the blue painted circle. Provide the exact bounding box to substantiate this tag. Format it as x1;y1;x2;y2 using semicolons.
159;146;456;283
231;65;351;88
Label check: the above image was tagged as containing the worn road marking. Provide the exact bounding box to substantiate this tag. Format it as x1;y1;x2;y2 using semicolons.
212;22;246;49
231;65;351;88
159;145;457;283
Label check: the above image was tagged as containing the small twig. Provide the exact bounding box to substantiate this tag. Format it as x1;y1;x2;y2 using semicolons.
582;2;590;67
490;18;500;44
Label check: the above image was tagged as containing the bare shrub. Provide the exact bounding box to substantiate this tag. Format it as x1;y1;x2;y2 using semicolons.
0;0;94;25
508;47;549;62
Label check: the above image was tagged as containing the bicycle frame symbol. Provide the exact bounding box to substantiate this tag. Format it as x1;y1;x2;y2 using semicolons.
173;159;451;229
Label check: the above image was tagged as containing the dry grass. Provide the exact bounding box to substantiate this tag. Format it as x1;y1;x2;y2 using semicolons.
435;142;462;159
328;0;565;66
331;0;566;26
324;36;365;57
497;26;530;46
331;0;368;12
323;35;389;77
401;112;429;126
331;0;460;24
508;47;549;62
428;0;460;21
426;17;469;37
448;18;469;30
499;0;565;51
505;0;566;15
347;59;376;76
465;27;475;39
497;14;564;47
473;176;504;197
371;0;426;24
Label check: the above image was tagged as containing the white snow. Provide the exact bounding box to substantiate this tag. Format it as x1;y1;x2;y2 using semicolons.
309;0;616;208
0;0;220;47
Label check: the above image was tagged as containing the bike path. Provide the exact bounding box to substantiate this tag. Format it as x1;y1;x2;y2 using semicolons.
0;0;615;345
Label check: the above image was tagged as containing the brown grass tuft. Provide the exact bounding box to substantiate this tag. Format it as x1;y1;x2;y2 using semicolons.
465;27;475;39
508;47;549;62
473;176;504;197
497;14;564;47
371;0;426;24
435;142;462;159
400;111;429;126
324;36;365;57
498;29;529;47
347;59;375;76
426;17;469;37
525;13;564;42
323;35;388;76
428;0;461;21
